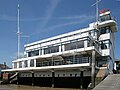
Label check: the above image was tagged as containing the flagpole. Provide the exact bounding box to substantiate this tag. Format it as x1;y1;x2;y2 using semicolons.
17;4;21;59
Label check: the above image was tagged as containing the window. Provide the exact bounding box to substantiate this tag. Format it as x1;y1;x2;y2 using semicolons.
24;60;28;67
100;14;112;22
90;30;97;37
28;50;39;57
100;26;111;34
70;74;72;77
19;61;22;68
14;62;17;68
75;74;77;77
51;46;59;53
77;41;84;48
30;59;34;67
100;40;111;49
44;45;59;54
44;47;50;54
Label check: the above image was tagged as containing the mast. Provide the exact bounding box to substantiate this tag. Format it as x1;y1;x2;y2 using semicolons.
96;0;99;23
91;0;101;24
17;4;21;59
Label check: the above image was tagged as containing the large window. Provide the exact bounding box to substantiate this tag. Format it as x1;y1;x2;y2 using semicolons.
64;40;84;51
100;40;111;49
51;46;59;53
28;50;39;57
64;42;77;51
44;46;59;54
100;14;112;22
77;41;84;49
90;30;97;37
30;59;34;67
100;26;111;34
24;60;28;67
14;62;17;68
19;61;22;68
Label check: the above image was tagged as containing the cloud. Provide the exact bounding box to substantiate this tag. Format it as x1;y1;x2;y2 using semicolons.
56;15;94;20
31;15;94;35
10;52;25;60
0;0;61;22
0;14;50;22
36;0;61;30
0;14;16;21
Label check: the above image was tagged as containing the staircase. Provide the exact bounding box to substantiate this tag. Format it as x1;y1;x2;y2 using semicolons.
95;67;108;85
9;73;18;84
96;67;108;78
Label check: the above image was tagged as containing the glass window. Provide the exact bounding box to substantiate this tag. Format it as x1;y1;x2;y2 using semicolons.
19;61;22;68
51;46;59;53
24;60;28;67
28;50;39;57
14;62;17;68
100;40;111;49
30;59;34;67
100;14;112;22
64;42;77;51
100;26;111;34
77;41;84;49
44;47;50;54
90;30;97;37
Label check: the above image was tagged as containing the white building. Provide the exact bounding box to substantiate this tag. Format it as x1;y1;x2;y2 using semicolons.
2;10;117;88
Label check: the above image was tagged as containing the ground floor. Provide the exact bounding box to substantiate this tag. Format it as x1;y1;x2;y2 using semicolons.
7;70;92;89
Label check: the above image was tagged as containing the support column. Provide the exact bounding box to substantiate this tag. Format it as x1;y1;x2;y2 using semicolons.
16;72;19;85
31;71;34;86
91;50;95;88
52;70;55;88
34;59;36;67
80;71;83;89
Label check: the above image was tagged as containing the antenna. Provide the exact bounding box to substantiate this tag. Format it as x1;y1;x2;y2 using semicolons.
91;0;101;23
17;4;21;59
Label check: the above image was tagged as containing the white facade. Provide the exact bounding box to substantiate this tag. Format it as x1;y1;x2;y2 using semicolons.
2;11;117;75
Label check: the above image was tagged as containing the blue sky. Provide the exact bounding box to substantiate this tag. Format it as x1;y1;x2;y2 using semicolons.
0;0;120;67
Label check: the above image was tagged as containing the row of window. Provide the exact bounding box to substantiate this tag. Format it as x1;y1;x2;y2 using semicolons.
20;73;80;77
27;26;111;58
100;26;111;34
27;40;89;57
99;14;112;22
14;55;90;68
14;59;34;68
36;56;90;67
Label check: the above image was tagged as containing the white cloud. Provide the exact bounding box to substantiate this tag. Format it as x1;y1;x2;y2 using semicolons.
36;0;61;30
31;15;94;35
56;15;94;20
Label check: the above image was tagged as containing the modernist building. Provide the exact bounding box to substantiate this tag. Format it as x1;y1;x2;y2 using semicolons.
2;10;117;89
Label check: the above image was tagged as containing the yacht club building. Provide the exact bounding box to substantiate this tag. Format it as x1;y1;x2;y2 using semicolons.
2;10;117;88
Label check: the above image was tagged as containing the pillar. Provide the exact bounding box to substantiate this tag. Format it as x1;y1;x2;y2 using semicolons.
84;40;88;48
52;71;55;88
91;50;95;88
80;71;83;89
28;60;30;68
34;59;36;67
31;71;34;86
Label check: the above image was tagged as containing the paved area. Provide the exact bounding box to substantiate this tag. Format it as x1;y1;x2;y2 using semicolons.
93;74;120;90
0;85;80;90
